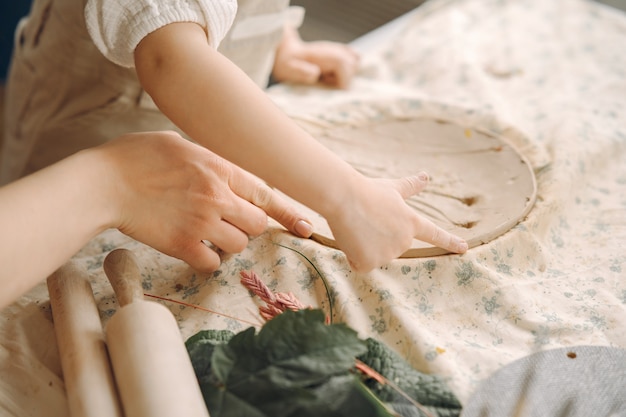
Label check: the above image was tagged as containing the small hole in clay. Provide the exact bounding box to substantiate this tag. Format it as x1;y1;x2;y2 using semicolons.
459;221;477;229
567;352;577;359
461;196;478;206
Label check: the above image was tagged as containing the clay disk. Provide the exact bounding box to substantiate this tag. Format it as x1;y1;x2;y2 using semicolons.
277;118;537;258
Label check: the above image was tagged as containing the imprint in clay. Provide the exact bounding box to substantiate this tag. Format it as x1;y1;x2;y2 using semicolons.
275;117;537;257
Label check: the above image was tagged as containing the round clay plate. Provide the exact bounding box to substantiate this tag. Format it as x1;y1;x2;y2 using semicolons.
277;118;537;257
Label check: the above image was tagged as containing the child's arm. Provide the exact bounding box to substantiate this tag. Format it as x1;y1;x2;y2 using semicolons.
0;131;311;309
134;23;467;272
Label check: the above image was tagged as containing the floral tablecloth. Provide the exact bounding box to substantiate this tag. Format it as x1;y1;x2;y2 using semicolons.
1;0;625;415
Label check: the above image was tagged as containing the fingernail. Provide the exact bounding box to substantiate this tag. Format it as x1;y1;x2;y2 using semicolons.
295;220;313;238
456;239;469;253
418;172;429;182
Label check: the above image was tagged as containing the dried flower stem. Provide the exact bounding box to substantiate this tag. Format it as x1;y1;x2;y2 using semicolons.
143;293;261;327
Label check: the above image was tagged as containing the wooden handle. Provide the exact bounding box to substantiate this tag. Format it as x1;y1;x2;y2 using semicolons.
103;248;144;306
103;248;210;417
47;261;123;417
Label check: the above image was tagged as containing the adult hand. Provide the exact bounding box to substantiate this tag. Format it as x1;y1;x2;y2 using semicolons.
272;27;360;89
325;172;468;272
98;131;312;272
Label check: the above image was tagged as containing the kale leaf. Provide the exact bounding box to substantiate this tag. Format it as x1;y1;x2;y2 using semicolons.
186;309;393;417
186;309;462;417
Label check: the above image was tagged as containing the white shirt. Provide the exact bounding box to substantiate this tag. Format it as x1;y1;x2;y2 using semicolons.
85;0;238;68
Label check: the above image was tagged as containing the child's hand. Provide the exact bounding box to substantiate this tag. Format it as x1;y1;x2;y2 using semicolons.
325;173;468;272
272;27;360;89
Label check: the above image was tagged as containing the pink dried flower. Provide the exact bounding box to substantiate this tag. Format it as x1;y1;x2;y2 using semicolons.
259;305;284;321
240;270;310;322
240;270;276;305
274;292;306;311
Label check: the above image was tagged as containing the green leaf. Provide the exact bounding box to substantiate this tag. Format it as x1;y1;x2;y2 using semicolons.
358;338;462;417
186;329;266;417
187;309;394;417
216;309;367;389
185;329;235;386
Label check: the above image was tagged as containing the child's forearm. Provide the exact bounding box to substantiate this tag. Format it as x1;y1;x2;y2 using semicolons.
134;23;356;218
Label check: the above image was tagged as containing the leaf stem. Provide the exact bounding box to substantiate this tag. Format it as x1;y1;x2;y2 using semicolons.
270;240;334;324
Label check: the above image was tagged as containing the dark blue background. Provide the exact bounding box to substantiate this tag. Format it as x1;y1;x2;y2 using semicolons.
1;1;31;81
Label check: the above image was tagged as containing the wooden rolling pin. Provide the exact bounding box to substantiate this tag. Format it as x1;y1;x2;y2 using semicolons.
103;248;209;417
47;261;123;417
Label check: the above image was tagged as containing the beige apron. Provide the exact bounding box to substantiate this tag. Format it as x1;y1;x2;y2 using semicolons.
0;0;300;184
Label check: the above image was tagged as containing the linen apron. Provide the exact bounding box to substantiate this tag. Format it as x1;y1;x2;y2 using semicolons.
0;0;301;184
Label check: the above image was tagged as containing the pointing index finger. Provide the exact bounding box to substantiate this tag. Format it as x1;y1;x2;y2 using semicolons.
413;215;468;254
229;164;313;238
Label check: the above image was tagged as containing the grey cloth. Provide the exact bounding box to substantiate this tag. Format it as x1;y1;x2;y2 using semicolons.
462;346;626;417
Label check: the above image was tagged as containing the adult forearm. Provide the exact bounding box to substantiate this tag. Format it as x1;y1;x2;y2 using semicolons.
0;150;112;309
